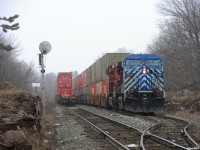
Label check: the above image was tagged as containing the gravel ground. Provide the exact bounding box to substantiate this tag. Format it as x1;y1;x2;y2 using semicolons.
54;106;99;149
51;104;115;150
41;102;199;150
79;105;155;131
160;110;200;127
42;103;156;150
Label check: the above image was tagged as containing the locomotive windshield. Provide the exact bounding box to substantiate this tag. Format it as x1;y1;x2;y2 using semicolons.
145;59;161;65
126;59;142;66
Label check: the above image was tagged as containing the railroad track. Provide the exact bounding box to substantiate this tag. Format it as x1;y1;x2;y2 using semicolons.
74;105;200;150
74;108;142;150
186;123;200;147
143;115;200;150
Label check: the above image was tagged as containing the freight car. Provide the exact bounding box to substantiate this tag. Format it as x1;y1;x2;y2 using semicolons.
73;53;165;113
73;53;129;106
55;72;75;105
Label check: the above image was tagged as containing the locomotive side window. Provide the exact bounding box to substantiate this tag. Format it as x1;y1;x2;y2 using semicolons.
145;59;161;65
126;59;142;66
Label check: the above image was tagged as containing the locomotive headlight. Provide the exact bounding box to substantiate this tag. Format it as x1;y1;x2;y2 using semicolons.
142;67;146;74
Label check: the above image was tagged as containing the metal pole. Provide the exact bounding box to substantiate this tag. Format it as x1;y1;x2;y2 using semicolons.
41;54;45;115
39;41;51;117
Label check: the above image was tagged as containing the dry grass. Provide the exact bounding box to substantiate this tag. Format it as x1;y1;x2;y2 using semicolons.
167;90;200;101
0;88;31;97
167;111;200;124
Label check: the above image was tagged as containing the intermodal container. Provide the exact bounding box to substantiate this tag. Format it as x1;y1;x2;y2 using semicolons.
88;66;92;85
95;58;101;82
56;72;73;96
72;76;78;90
57;72;72;88
101;53;129;80
91;83;96;95
81;68;89;87
96;81;102;95
89;53;129;84
78;74;82;89
72;78;76;90
101;80;107;95
91;63;96;84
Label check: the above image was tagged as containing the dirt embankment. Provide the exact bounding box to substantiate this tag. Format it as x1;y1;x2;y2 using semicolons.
165;90;200;113
0;81;43;149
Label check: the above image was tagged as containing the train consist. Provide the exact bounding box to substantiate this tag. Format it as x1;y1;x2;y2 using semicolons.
55;72;76;105
72;53;165;113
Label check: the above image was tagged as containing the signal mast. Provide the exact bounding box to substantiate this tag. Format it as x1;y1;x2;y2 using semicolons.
39;41;51;115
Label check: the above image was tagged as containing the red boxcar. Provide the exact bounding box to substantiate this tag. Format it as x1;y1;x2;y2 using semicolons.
55;72;75;105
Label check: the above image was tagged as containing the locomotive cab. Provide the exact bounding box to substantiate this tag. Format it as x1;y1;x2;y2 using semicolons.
123;54;165;113
106;62;123;108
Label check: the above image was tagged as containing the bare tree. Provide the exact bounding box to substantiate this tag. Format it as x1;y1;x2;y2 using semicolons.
0;14;19;33
0;15;39;91
44;72;57;101
115;47;132;53
0;15;19;51
21;61;37;89
148;0;200;91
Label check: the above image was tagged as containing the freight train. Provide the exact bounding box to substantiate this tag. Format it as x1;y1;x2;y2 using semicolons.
55;72;76;105
72;53;165;113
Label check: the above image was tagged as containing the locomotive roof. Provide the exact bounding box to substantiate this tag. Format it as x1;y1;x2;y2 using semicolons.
124;54;162;60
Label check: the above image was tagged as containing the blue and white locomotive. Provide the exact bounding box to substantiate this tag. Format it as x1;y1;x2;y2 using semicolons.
107;54;165;113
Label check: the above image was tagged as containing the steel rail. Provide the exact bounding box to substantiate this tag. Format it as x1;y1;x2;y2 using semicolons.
146;115;200;150
78;108;147;149
157;115;200;149
140;122;189;150
73;111;130;150
79;107;143;133
140;123;160;150
78;107;200;149
183;123;200;149
79;107;191;149
148;133;189;150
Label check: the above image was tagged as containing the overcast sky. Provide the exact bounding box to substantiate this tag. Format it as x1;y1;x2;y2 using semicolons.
0;0;159;74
